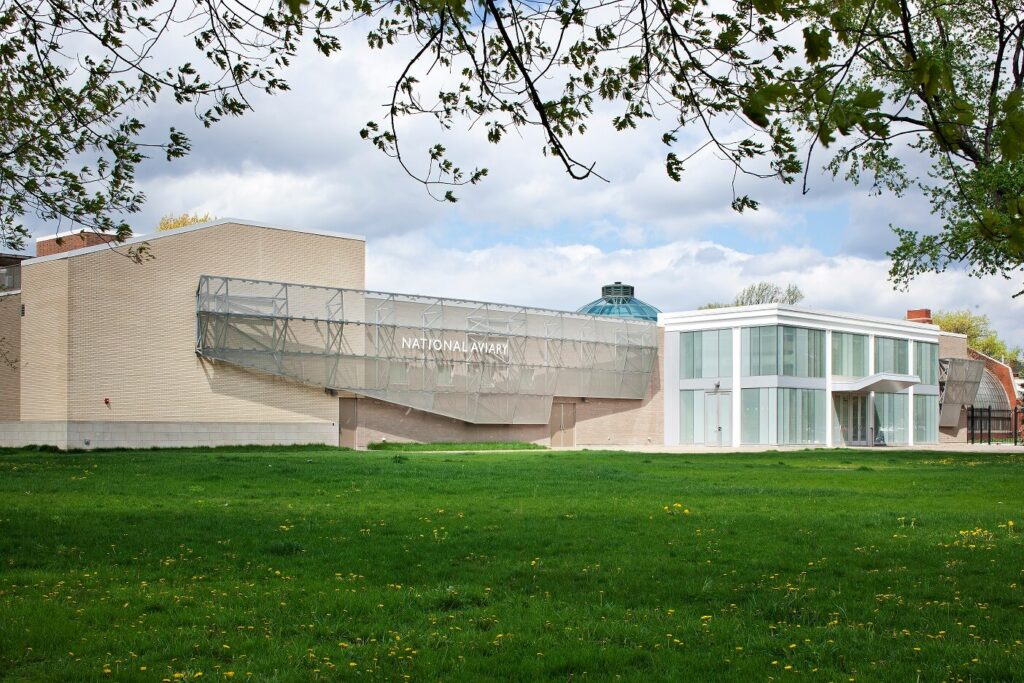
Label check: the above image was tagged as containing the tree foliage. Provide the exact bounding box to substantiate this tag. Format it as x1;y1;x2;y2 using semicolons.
0;0;1022;294
157;212;216;231
734;281;804;306
700;280;804;308
0;0;342;253
932;309;1022;370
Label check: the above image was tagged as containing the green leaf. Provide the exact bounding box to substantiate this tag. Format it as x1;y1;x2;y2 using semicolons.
282;0;307;15
802;27;832;64
998;110;1024;161
851;88;884;111
742;84;790;129
911;56;952;99
666;152;683;182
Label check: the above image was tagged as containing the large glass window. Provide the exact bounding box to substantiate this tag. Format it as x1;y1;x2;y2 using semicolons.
777;388;826;444
913;394;939;443
874;392;909;445
832;332;868;377
781;326;825;378
680;390;706;444
742;326;779;376
741;388;774;444
875;337;909;374
741;325;823;377
914;342;939;385
680;330;732;379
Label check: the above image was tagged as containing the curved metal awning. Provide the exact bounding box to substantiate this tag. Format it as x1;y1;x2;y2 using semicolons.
832;373;920;393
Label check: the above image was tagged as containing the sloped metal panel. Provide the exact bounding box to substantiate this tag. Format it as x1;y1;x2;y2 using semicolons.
938;357;985;427
195;275;657;424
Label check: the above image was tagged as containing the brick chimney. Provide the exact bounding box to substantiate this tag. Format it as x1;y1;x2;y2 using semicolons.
906;308;933;325
36;231;117;257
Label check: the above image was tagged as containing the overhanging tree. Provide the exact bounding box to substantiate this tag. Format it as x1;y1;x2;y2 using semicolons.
1;0;1021;294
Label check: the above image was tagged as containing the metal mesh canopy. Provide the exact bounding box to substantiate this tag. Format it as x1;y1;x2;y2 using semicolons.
938;357;985;427
196;275;658;424
577;282;661;322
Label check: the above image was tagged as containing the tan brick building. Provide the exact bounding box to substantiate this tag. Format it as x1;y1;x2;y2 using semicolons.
0;220;980;450
0;220;662;449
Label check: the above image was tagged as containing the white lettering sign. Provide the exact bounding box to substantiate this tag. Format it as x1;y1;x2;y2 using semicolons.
400;336;510;360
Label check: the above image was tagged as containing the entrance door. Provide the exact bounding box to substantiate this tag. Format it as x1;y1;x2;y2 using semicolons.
549;403;576;447
704;392;731;446
834;394;868;446
339;398;358;449
850;395;867;444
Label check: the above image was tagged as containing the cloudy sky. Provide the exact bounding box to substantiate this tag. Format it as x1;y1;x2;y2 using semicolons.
26;24;1024;344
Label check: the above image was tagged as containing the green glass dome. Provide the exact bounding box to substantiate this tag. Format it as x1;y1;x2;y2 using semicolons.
577;282;660;322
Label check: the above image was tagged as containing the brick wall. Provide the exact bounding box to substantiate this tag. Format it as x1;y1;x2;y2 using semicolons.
36;232;117;257
20;223;365;434
0;293;20;420
20;259;69;421
939;332;969;359
575;327;664;446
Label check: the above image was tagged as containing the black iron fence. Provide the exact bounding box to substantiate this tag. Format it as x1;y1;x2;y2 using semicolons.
967;406;1022;445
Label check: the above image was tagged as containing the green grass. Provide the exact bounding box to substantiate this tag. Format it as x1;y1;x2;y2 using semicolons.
366;441;546;451
1;446;1022;681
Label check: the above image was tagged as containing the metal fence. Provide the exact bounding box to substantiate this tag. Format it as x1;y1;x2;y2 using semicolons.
967;406;1022;445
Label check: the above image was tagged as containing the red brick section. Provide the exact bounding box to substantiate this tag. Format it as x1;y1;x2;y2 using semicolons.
36;232;117;257
968;348;1018;408
906;308;933;324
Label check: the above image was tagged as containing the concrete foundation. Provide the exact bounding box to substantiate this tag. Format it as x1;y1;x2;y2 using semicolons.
0;421;336;450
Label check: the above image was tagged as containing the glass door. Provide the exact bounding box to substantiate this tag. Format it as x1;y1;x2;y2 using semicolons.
834;394;869;446
835;394;851;445
850;395;867;444
704;392;731;446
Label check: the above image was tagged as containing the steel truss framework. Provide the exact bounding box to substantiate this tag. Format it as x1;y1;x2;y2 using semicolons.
196;275;658;424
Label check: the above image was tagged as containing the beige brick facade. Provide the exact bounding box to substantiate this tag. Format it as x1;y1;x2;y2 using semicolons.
15;222;365;447
576;327;664;446
0;293;21;420
20;259;69;421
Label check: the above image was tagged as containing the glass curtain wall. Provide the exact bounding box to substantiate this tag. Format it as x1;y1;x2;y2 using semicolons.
875;337;909;374
874;392;909;445
741;388;775;444
914;342;939;384
680;330;733;379
832;332;868;377
741;326;779;376
913;394;939;443
778;388;826;444
741;326;824;377
680;390;706;444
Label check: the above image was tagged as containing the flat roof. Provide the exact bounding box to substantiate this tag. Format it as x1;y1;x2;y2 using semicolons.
0;253;30;267
659;303;956;340
25;218;365;265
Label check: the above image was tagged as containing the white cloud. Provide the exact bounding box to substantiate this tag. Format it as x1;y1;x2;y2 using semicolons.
367;235;1024;343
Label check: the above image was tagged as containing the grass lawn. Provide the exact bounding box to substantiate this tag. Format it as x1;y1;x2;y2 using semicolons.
1;446;1022;682
366;441;546;452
